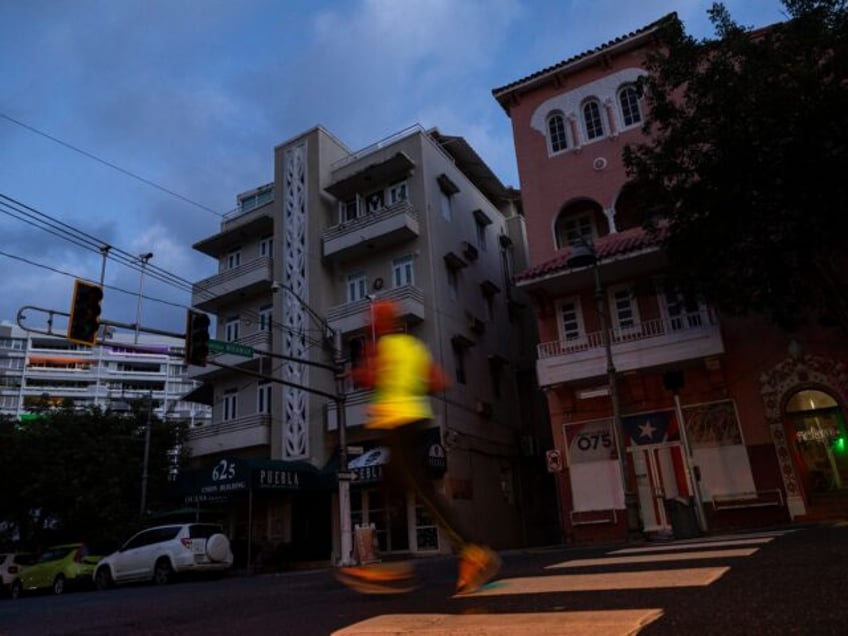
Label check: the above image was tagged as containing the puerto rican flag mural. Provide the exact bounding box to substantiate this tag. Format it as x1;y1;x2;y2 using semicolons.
622;410;691;505
621;411;680;446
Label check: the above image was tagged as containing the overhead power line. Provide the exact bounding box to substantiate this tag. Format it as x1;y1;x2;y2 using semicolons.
0;193;330;350
0;249;188;310
0;111;225;219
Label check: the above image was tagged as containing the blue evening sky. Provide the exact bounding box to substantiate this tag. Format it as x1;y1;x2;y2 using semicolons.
0;0;786;335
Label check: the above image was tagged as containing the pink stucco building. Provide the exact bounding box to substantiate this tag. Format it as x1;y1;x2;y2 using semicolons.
493;14;848;543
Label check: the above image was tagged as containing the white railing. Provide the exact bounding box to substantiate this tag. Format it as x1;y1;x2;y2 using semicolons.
331;125;424;171
192;256;272;294
538;310;719;359
187;413;271;440
323;200;418;242
326;285;425;324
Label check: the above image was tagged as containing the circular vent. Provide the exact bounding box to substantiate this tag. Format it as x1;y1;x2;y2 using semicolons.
592;157;608;171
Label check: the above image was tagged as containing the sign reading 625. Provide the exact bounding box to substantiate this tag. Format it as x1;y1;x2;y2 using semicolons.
212;458;236;481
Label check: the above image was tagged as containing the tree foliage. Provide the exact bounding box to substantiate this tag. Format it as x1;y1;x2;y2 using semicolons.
623;0;848;331
0;406;185;551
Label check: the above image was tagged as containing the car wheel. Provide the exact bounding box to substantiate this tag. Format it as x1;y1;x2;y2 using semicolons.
52;574;66;595
153;558;173;585
10;579;23;599
95;567;113;590
206;533;231;563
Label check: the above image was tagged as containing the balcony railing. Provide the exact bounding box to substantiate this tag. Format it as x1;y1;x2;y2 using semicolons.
326;285;426;335
186;414;271;456
536;310;724;386
322;201;419;260
191;257;273;310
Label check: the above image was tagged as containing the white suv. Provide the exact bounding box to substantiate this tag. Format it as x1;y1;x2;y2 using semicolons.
94;523;233;589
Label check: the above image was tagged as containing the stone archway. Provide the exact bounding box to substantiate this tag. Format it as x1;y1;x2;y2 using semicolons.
760;354;848;518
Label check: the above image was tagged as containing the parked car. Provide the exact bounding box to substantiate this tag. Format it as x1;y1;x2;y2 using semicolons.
94;523;233;589
1;552;36;596
11;544;102;598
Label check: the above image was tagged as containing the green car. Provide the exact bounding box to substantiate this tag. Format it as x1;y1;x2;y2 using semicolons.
11;543;102;598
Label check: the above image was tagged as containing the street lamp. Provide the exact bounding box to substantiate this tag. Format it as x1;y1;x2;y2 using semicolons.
135;252;154;344
140;391;154;517
567;239;640;531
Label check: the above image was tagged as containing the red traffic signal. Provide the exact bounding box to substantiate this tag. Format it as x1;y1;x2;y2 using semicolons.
67;280;104;346
185;310;211;366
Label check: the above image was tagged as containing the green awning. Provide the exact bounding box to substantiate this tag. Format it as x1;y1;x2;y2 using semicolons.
174;456;331;504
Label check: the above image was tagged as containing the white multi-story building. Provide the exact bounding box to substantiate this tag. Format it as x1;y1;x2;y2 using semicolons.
0;322;210;426
185;124;557;566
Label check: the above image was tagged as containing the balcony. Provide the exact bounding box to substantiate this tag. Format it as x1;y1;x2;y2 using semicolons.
326;285;426;335
322;201;420;261
191;257;273;311
193;199;273;258
326;389;371;431
189;330;272;381
186;414;271;457
536;310;725;387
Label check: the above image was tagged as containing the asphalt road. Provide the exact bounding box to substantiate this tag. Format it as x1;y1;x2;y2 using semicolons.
1;523;845;635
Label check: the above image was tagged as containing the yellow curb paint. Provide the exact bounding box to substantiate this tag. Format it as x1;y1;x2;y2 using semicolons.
332;609;664;635
547;547;758;569
454;567;729;598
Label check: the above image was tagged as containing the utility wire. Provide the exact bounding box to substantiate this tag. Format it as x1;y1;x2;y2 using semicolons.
0;112;225;219
0;194;330;350
0;249;188;310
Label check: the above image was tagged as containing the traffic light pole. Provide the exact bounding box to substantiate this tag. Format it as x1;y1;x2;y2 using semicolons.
17;305;189;342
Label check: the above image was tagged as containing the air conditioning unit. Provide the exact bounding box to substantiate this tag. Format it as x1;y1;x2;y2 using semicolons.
475;400;493;418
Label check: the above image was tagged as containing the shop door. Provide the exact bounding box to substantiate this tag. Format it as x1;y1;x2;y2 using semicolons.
367;490;409;553
630;443;690;532
787;409;848;495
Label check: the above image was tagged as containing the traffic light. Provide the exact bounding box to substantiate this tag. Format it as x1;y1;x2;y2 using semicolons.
185;310;211;366
67;280;104;346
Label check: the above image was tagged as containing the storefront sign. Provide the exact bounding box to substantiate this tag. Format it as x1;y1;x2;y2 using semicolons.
426;442;447;475
796;428;839;442
353;464;384;483
566;419;617;463
256;468;301;489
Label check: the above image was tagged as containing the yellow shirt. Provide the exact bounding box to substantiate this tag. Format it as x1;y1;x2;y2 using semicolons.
366;334;434;429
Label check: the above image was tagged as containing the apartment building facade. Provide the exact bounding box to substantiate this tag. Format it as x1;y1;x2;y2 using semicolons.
187;124;556;565
493;15;848;543
0;323;209;426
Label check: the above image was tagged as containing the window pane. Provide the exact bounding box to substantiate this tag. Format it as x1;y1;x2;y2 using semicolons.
559;302;581;341
440;191;452;221
619;86;642;126
583;101;604;140
548;114;568;152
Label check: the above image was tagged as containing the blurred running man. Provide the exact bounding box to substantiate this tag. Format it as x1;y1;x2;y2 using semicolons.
336;300;501;595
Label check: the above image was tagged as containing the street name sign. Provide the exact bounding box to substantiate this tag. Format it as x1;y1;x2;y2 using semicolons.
208;339;254;357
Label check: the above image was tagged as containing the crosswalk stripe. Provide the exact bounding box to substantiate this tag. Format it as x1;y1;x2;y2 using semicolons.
546;547;759;568
453;567;729;597
331;609;665;635
609;537;773;554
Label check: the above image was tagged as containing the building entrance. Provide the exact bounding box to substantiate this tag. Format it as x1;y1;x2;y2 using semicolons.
630;442;691;533
785;390;848;500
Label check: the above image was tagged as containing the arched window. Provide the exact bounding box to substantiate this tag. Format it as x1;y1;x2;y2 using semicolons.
547;112;568;153
618;85;642;127
582;99;604;140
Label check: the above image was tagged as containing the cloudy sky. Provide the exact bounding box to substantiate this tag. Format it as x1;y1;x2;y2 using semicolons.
0;0;786;338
